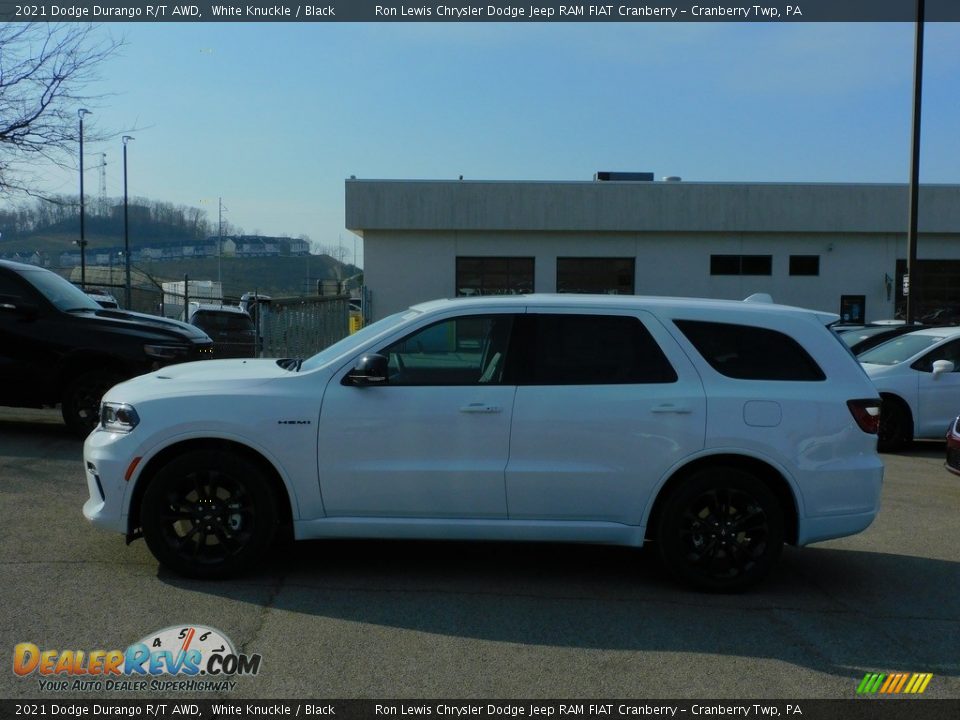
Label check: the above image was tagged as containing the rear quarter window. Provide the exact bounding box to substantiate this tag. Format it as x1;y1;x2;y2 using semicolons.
675;319;825;381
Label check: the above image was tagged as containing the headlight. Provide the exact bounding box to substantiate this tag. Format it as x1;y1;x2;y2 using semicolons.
144;343;189;360
100;402;140;433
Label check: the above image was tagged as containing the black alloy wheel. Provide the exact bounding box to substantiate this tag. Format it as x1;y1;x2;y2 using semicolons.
61;370;122;437
141;450;277;579
657;468;784;592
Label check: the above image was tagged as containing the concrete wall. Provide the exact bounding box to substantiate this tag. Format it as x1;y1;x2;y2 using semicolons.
347;181;960;321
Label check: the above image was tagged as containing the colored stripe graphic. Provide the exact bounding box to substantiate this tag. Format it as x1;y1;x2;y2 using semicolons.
857;673;885;694
857;672;933;694
893;674;910;693
905;673;933;694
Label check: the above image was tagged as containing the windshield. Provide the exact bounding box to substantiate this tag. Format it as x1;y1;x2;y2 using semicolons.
22;269;100;312
193;311;255;334
299;310;418;372
858;334;946;366
841;326;899;347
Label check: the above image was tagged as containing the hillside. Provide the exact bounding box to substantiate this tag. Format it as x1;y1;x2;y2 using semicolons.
61;255;360;298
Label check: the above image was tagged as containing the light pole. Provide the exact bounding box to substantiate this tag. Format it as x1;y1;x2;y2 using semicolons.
905;0;925;325
218;197;225;287
77;108;92;289
122;135;135;308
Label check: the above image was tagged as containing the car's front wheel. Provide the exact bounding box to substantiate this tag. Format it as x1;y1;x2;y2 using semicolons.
61;369;122;437
141;449;278;579
656;468;784;592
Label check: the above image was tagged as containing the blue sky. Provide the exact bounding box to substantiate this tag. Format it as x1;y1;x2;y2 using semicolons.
35;22;960;266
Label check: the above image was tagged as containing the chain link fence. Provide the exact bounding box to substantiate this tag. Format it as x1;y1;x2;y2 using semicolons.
258;295;350;358
70;267;351;359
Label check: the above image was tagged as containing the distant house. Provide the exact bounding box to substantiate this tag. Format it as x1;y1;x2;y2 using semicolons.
59;252;81;267
234;236;281;258
281;238;310;256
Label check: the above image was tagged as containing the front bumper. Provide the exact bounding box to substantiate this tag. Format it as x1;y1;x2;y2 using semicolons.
82;428;139;535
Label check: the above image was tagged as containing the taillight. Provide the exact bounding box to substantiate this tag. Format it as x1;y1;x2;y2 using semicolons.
848;399;881;434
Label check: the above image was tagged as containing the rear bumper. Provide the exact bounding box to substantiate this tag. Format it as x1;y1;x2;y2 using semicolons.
796;460;884;545
797;509;879;546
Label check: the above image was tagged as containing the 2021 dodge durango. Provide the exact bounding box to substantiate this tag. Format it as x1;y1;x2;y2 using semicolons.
83;294;884;591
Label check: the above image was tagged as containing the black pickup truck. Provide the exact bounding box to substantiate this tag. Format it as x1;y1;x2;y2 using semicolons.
0;260;213;436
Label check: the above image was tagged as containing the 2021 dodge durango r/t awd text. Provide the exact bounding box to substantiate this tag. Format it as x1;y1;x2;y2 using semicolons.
83;294;884;591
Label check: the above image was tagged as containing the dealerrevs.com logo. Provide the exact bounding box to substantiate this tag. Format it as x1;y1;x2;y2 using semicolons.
13;625;261;693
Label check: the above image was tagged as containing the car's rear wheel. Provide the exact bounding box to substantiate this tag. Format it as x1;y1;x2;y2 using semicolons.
878;397;912;452
141;450;277;579
61;369;122;437
656;468;784;592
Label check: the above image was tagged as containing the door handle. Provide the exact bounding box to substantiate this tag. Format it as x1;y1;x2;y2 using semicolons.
651;404;693;414
460;403;502;414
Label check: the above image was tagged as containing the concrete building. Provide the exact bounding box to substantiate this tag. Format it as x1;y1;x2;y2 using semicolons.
345;179;960;323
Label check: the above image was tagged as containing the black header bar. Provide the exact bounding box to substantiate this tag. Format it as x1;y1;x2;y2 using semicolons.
1;0;959;23
2;700;960;720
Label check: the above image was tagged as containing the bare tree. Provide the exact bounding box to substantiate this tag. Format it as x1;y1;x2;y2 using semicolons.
0;23;122;197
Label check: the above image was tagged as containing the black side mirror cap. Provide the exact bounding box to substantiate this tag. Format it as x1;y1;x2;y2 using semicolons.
344;353;389;386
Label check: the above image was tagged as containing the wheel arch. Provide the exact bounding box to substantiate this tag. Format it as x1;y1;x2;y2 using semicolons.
877;391;915;450
56;351;131;396
644;453;799;546
879;392;914;426
126;437;295;542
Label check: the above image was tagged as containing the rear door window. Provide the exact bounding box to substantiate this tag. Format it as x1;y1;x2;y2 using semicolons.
515;314;677;385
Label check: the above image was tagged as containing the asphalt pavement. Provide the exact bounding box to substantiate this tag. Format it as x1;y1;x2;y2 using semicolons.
1;408;957;700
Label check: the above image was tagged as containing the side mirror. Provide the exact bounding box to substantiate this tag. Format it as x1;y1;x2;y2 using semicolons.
932;359;955;378
344;353;389;386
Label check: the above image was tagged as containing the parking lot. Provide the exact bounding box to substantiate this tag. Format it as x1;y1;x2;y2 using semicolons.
1;407;958;700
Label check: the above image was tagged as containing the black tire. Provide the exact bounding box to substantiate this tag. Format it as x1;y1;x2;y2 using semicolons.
141;450;278;579
878;398;912;452
61;370;122;437
656;468;784;592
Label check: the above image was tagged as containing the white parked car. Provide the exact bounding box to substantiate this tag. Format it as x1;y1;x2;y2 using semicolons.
859;326;960;449
83;294;883;591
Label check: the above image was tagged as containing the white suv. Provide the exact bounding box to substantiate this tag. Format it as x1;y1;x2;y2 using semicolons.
83;294;883;591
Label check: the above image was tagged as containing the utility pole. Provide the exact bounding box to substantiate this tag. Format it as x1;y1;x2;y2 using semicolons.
905;0;925;325
122;136;134;309
77;108;91;289
218;197;225;287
